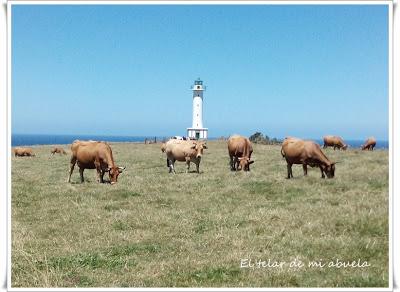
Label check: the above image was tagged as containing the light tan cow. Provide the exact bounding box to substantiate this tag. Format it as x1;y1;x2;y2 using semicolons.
14;147;35;157
323;135;348;150
361;137;376;151
51;147;67;155
164;139;207;173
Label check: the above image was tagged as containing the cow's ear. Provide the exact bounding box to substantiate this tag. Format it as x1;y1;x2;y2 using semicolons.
203;144;208;149
249;160;255;165
118;166;125;173
191;145;196;149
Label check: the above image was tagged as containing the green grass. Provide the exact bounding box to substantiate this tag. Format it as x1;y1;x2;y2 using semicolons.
11;141;389;287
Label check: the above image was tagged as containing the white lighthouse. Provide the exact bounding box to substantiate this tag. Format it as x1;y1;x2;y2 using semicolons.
187;78;208;139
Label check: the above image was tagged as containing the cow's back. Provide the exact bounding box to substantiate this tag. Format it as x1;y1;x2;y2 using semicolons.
324;135;344;147
71;141;103;164
165;139;195;161
282;138;306;161
228;136;247;157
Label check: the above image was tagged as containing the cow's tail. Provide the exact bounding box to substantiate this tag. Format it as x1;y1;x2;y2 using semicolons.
280;148;285;158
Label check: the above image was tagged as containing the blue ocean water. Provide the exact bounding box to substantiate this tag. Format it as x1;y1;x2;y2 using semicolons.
11;134;165;147
11;134;389;149
313;139;389;150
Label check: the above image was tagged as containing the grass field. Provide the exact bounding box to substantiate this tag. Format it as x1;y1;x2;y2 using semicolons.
11;140;389;288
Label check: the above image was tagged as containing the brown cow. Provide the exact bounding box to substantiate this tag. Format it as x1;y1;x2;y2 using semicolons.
51;147;67;155
361;137;376;151
14;147;35;157
164;139;207;173
323;135;348;150
227;135;254;171
160;143;166;153
67;140;125;184
281;137;336;179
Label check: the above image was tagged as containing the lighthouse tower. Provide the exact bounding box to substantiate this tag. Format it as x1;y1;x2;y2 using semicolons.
187;78;208;139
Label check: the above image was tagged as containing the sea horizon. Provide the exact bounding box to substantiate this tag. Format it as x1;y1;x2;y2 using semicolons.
11;133;389;149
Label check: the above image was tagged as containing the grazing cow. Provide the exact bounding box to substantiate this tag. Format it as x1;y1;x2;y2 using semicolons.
361;137;377;151
67;140;125;184
160;143;166;153
164;139;207;173
51;147;67;155
14;147;35;157
281;137;336;179
323;135;348;150
227;135;254;171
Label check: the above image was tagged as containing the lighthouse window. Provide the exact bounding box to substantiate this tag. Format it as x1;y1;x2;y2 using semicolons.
197;85;200;89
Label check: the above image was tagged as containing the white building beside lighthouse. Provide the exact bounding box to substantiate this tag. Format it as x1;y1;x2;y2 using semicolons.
187;78;208;139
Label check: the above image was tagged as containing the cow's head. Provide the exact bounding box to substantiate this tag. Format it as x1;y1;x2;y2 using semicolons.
191;142;207;159
108;166;126;184
324;163;336;178
237;157;254;171
342;144;348;150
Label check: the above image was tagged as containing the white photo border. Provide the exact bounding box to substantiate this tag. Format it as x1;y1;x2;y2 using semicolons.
4;1;395;291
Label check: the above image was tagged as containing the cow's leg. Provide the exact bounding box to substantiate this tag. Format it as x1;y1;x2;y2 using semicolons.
67;157;77;183
94;161;102;183
286;163;292;179
169;159;176;174
229;155;234;171
303;164;308;176
185;157;191;173
319;166;325;178
95;168;102;183
79;168;85;183
195;160;200;173
100;170;105;183
234;157;239;171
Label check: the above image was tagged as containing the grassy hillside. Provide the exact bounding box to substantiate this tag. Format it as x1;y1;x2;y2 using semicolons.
11;141;389;288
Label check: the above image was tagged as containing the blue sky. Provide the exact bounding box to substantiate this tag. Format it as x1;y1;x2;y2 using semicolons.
12;4;389;140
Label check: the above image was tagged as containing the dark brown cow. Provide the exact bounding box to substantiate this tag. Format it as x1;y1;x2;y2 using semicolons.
323;135;348;150
14;147;35;157
281;137;336;179
67;140;125;184
51;147;67;155
361;137;376;150
164;139;207;173
227;135;254;171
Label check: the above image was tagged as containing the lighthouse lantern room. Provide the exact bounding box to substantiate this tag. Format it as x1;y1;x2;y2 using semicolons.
187;78;208;140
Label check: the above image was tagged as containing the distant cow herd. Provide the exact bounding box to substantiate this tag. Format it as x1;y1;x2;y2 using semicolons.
13;135;378;184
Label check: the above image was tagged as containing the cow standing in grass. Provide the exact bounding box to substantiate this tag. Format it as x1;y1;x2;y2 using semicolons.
51;147;67;155
323;135;348;150
164;139;207;173
67;140;125;184
281;137;336;179
14;147;35;157
227;135;254;171
361;137;376;151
